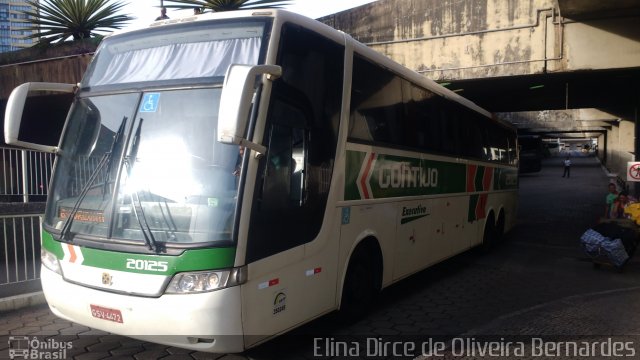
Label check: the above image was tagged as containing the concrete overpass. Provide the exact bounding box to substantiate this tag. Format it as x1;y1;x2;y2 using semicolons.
320;0;640;181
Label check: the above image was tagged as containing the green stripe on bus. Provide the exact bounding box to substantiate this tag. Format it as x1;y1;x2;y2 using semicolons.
345;150;367;200
42;230;64;259
80;246;236;275
41;230;236;275
345;150;466;200
401;214;429;224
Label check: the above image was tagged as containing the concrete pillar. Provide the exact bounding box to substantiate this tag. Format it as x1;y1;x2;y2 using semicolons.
598;132;606;164
607;125;617;173
620;120;635;191
605;120;636;191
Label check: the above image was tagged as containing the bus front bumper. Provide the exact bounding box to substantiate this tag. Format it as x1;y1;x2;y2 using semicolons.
41;266;245;353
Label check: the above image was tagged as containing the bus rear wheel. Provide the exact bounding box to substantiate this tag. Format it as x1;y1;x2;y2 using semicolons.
481;213;496;251
340;246;379;321
495;211;506;243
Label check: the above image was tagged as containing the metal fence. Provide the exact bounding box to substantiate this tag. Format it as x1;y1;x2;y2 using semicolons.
0;147;55;203
0;214;42;296
0;147;51;297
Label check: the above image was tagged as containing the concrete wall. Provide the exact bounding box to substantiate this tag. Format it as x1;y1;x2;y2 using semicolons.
322;0;558;81
321;0;640;81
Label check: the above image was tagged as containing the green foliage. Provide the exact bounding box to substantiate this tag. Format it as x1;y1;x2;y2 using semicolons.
19;0;134;43
165;0;291;12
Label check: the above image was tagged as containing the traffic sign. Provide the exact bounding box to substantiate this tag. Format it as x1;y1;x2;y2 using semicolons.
627;162;640;182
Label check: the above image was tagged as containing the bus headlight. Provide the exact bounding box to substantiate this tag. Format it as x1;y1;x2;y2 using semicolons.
165;266;246;294
41;249;62;275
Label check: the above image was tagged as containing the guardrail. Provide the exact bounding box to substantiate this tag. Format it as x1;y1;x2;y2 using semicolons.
0;147;54;203
0;214;42;296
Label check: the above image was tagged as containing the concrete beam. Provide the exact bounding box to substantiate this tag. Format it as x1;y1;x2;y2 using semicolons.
543;134;603;138
522;127;606;133
497;109;618;131
573;109;625;121
510;120;610;128
558;0;640;20
320;0;560;80
559;17;640;72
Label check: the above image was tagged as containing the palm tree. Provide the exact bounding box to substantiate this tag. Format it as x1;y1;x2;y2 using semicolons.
20;0;134;43
165;0;291;13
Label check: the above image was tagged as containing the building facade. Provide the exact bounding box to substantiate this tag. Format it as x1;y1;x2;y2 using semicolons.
0;0;37;53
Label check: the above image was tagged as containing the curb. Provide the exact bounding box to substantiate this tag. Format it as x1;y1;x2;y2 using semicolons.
0;292;46;313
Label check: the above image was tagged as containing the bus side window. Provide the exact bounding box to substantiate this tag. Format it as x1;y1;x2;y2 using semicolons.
290;127;305;205
262;123;295;210
260;121;306;208
248;120;305;260
246;22;342;263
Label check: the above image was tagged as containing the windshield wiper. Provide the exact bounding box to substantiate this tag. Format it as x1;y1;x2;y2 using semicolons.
60;116;128;241
156;199;179;242
102;117;128;196
130;190;158;252
124;118;159;252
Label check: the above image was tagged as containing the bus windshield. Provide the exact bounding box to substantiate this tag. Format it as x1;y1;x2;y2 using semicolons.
42;18;273;247
44;88;242;246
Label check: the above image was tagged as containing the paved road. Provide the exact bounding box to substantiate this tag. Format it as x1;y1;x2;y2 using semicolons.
2;155;640;359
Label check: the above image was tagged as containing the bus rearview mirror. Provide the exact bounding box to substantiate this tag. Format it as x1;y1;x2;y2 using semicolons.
5;82;76;153
218;64;282;155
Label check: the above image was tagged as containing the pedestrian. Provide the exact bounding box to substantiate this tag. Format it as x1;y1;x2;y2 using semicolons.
155;7;169;21
611;191;631;219
605;183;618;218
562;156;571;178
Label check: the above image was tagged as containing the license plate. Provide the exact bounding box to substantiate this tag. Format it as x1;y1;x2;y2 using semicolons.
90;304;123;323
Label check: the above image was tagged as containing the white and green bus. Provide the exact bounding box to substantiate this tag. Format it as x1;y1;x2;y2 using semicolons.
4;9;518;353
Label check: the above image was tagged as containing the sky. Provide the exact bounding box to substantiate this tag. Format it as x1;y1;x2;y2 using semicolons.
122;0;378;29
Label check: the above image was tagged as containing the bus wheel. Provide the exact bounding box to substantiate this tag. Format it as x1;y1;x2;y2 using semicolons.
340;246;378;321
481;213;496;251
496;211;506;243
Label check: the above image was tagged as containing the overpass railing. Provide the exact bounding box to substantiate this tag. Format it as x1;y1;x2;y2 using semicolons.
0;147;54;203
0;214;42;297
0;147;52;297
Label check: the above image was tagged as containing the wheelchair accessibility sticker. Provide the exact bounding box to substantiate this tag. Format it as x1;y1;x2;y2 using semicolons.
140;93;160;112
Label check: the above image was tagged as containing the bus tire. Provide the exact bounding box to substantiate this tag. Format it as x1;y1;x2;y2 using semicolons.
340;242;380;321
496;211;506;243
481;213;496;251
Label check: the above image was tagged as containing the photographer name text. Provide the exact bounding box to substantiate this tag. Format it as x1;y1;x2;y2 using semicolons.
313;337;637;358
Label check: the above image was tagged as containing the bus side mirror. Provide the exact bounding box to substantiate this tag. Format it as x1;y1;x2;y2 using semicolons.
218;64;282;155
5;82;76;153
